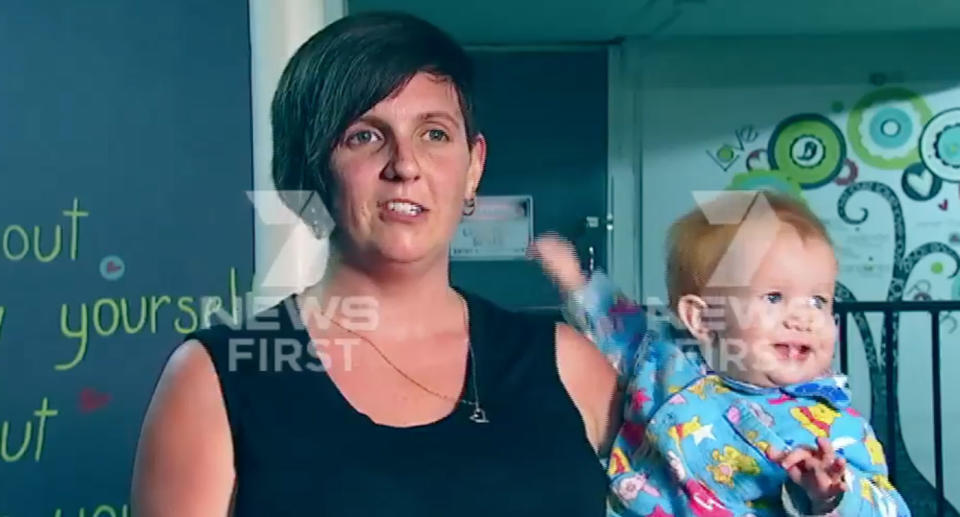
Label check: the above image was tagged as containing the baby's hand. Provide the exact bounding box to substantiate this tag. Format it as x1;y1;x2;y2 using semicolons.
529;233;587;294
767;437;847;512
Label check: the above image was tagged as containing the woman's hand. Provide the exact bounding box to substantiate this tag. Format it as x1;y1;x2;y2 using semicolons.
530;233;587;294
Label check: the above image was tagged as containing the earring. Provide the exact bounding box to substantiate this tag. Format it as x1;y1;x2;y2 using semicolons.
463;197;476;216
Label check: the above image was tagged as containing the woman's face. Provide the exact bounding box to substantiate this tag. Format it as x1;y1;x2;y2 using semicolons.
329;72;486;268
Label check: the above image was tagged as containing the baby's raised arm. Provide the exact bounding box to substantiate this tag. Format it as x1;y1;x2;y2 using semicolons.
532;235;647;384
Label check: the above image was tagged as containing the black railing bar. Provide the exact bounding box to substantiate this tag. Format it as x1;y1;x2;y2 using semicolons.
883;309;897;486
522;300;960;315
835;300;960;312
932;311;945;517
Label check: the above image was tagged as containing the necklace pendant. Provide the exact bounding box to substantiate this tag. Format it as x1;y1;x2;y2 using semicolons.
469;406;489;424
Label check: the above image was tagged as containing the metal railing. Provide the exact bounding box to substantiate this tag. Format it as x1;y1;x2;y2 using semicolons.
523;299;960;515
835;300;960;517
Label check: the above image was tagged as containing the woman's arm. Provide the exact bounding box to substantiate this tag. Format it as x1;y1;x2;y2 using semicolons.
555;323;621;455
131;340;236;516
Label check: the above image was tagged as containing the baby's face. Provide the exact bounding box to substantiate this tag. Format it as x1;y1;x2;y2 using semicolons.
706;226;837;387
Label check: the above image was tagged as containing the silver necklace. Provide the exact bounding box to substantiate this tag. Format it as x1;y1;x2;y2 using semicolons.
320;294;488;424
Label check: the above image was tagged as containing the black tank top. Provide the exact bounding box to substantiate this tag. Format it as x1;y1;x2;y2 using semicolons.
186;289;608;516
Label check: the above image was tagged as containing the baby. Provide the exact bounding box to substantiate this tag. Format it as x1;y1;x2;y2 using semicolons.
535;191;909;516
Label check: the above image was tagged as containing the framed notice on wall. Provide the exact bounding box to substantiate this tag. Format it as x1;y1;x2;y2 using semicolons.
450;195;533;261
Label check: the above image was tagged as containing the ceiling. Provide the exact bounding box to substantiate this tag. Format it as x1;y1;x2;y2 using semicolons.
347;0;960;45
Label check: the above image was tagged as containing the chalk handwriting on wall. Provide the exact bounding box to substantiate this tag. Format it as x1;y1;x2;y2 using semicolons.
1;198;88;264
56;268;240;371
0;397;58;463
53;504;129;517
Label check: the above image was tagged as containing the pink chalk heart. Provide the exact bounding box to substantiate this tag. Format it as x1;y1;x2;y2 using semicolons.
79;388;112;413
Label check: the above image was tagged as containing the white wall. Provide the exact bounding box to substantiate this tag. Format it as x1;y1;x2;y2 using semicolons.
248;0;344;307
606;41;644;301
631;31;960;505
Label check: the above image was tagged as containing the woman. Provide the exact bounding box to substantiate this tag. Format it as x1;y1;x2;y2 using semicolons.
131;12;619;516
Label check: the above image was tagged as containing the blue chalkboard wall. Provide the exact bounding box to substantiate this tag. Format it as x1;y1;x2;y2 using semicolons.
0;2;253;514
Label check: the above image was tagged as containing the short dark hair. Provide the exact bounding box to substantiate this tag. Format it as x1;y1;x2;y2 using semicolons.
271;12;478;218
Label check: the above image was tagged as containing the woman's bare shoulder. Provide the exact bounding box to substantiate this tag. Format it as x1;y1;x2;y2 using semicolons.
131;339;235;516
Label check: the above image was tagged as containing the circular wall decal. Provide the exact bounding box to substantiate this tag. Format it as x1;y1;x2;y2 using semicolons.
920;108;960;183
768;114;846;189
848;88;933;170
